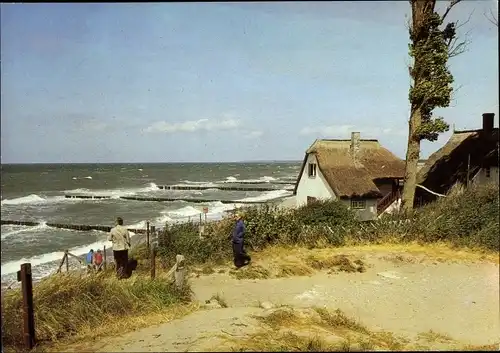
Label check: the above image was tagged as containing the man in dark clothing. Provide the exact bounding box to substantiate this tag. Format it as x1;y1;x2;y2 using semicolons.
232;212;251;268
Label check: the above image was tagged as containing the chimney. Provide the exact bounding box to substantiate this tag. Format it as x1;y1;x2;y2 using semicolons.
350;132;360;160
482;113;494;132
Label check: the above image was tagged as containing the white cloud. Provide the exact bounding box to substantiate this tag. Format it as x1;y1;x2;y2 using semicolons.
143;118;240;134
245;131;263;139
299;124;406;138
82;121;109;131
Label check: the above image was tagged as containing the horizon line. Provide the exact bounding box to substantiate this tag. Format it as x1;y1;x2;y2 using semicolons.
1;160;303;165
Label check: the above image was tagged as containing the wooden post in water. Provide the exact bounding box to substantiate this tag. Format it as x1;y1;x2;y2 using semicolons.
103;245;107;270
65;250;69;273
150;245;156;280
199;213;202;225
19;263;35;350
146;221;150;253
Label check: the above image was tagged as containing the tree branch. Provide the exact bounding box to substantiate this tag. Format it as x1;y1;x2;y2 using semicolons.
448;32;470;58
441;0;463;22
485;7;498;27
447;11;473;58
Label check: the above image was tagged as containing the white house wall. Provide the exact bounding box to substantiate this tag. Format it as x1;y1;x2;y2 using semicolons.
472;167;499;186
341;199;378;221
296;154;336;207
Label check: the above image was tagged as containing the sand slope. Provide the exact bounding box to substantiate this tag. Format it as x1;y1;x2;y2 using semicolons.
63;247;500;352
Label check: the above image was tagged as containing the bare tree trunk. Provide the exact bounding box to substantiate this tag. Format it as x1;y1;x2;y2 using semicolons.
401;108;422;212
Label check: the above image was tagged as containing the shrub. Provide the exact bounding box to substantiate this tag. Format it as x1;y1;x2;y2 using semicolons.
374;183;499;251
156;201;358;266
293;199;358;227
156;184;498;267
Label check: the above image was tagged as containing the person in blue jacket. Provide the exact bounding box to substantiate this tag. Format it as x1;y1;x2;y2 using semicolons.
232;212;251;268
85;249;95;271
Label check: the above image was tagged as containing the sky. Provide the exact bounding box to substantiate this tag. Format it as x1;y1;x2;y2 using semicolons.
1;1;498;163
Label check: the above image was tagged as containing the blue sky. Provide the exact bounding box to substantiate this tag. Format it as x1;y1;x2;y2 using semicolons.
1;1;498;163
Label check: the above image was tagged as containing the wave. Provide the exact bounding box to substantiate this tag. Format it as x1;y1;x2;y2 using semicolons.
180;180;219;187
0;194;70;206
72;176;93;180
235;189;292;202
0;182;160;206
65;182;159;199
166;206;203;218
1;238;113;276
1;222;49;240
128;214;177;229
223;176;278;184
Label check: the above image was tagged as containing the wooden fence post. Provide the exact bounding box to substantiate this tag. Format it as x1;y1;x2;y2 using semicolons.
150;225;156;246
103;245;107;270
18;263;35;350
146;221;150;253
174;254;186;290
150;245;156;280
65;250;69;273
56;252;67;274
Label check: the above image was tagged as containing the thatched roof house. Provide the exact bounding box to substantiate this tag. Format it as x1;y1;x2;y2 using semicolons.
294;132;405;220
416;113;499;205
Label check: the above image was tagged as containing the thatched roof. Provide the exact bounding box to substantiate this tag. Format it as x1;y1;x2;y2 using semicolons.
416;128;499;201
294;139;406;199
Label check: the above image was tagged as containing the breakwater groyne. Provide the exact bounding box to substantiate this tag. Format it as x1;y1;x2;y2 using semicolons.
0;220;148;234
157;185;286;192
64;195;290;204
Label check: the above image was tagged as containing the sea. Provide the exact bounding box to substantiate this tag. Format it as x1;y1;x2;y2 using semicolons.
0;162;300;286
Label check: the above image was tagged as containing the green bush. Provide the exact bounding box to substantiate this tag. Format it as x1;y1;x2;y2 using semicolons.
413;183;499;250
375;183;499;251
293;199;358;227
156;201;358;265
156;184;498;267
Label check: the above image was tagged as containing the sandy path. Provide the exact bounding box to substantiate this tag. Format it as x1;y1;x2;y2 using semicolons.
77;250;499;352
190;259;499;344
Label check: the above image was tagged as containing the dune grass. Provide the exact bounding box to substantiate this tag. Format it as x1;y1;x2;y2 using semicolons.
228;307;403;352
1;270;192;352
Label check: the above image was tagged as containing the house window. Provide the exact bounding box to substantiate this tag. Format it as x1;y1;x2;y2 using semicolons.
351;199;366;210
485;167;491;178
308;163;317;178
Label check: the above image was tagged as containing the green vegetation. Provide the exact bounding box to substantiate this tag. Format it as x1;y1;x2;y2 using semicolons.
376;183;499;251
156;183;498;269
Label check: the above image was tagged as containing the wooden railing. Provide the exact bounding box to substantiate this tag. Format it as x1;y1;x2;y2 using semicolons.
377;190;401;215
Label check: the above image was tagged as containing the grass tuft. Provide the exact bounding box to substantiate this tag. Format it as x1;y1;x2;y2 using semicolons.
228;331;353;352
313;307;369;334
1;271;191;350
210;293;228;308
230;265;270;280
